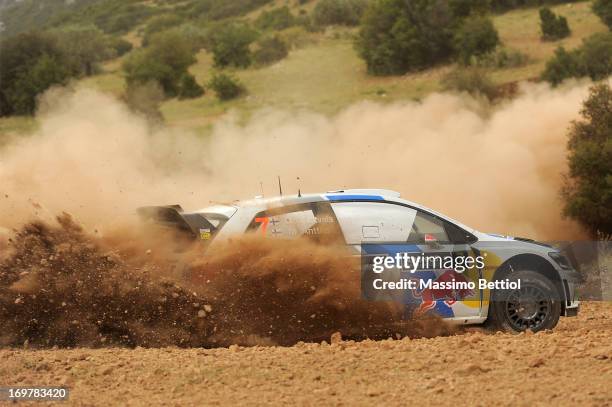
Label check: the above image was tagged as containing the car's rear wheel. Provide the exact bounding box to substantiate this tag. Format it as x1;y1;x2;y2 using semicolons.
487;270;561;333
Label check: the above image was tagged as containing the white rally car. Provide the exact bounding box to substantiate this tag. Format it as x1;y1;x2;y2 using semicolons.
139;189;580;332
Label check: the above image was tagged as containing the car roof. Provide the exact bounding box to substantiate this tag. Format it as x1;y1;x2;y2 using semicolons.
226;189;476;234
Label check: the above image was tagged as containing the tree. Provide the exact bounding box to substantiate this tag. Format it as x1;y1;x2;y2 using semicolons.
562;83;612;238
51;26;115;76
142;14;183;46
208;72;245;100
442;67;497;100
541;46;580;85
178;74;205;99
356;0;458;75
539;7;571;41
253;36;289;66
593;0;612;30
255;6;296;31
0;32;72;116
312;0;368;27
124;81;165;124
453;15;500;65
123;31;197;97
211;24;257;68
541;32;612;85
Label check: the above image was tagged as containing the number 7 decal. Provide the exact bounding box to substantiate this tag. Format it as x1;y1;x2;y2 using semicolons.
254;217;269;235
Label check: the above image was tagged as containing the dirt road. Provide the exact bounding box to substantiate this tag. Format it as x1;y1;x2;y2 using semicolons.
1;302;610;406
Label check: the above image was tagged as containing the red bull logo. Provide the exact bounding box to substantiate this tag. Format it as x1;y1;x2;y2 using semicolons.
410;270;475;317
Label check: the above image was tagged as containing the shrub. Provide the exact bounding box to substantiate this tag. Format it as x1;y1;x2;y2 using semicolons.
211;24;257;68
562;83;612;238
51;26;115;76
208;72;245;100
142;14;183;46
579;32;612;80
312;0;368;27
124;81;165;124
539;7;571;41
477;48;529;68
178;73;205;99
276;26;315;49
593;0;612;30
0;32;73;116
542;32;612;85
107;37;133;56
253;36;289;66
255;6;296;31
123;31;197;97
442;67;497;101
356;0;457;75
453;15;500;65
541;46;580;85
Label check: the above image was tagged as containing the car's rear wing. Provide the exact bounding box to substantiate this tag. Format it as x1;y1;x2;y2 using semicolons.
137;205;218;239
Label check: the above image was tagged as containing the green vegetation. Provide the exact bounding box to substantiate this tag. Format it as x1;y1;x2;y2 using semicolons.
208;73;246;101
0;0;608;133
542;32;612;85
255;6;297;31
593;0;612;29
312;0;368;27
356;0;499;75
562;83;612;238
253;36;289;66
0;28;116;116
211;24;258;68
123;31;201;98
454;15;501;65
539;7;571;41
442;67;498;100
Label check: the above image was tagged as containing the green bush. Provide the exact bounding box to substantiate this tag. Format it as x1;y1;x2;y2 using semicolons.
107;37;133;56
542;32;612;85
453;15;500;65
253;36;289;66
539;7;571;41
562;83;612;238
178;73;205;99
142;14;183;46
123;31;197;97
50;26;115;76
208;72;245;100
593;0;612;29
211;24;257;68
312;0;368;27
477;48;530;68
442;67;498;101
255;6;296;31
356;0;458;75
0;31;89;116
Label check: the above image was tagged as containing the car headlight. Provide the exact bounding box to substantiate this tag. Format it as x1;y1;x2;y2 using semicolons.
548;252;572;270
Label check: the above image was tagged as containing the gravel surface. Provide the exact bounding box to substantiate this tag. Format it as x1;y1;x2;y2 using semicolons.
1;302;610;406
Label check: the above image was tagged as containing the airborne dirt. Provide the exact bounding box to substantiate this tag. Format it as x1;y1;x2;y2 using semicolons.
0;303;609;406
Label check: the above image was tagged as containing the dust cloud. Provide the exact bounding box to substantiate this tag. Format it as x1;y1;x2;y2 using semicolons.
0;214;449;347
0;81;598;239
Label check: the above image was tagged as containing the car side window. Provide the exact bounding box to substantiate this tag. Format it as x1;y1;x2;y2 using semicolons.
331;202;416;245
407;211;450;243
248;203;343;243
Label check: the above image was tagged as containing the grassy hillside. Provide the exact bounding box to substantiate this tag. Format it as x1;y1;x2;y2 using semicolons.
1;1;607;135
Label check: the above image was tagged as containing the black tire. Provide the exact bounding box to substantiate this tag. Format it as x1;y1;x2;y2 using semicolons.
487;270;561;333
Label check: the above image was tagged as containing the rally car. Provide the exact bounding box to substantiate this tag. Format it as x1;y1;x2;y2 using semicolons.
138;188;581;333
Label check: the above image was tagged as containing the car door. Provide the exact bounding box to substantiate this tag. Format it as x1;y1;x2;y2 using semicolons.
405;210;482;319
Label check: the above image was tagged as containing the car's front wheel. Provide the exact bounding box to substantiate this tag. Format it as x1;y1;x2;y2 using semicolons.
487;270;561;333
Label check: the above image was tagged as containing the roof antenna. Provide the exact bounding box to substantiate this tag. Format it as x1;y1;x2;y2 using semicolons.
297;176;302;197
259;181;264;197
277;176;283;197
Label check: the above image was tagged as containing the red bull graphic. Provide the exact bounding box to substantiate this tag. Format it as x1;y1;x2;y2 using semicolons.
410;270;475;317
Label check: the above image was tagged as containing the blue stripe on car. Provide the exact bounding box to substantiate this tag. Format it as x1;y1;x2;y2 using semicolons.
325;194;384;201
